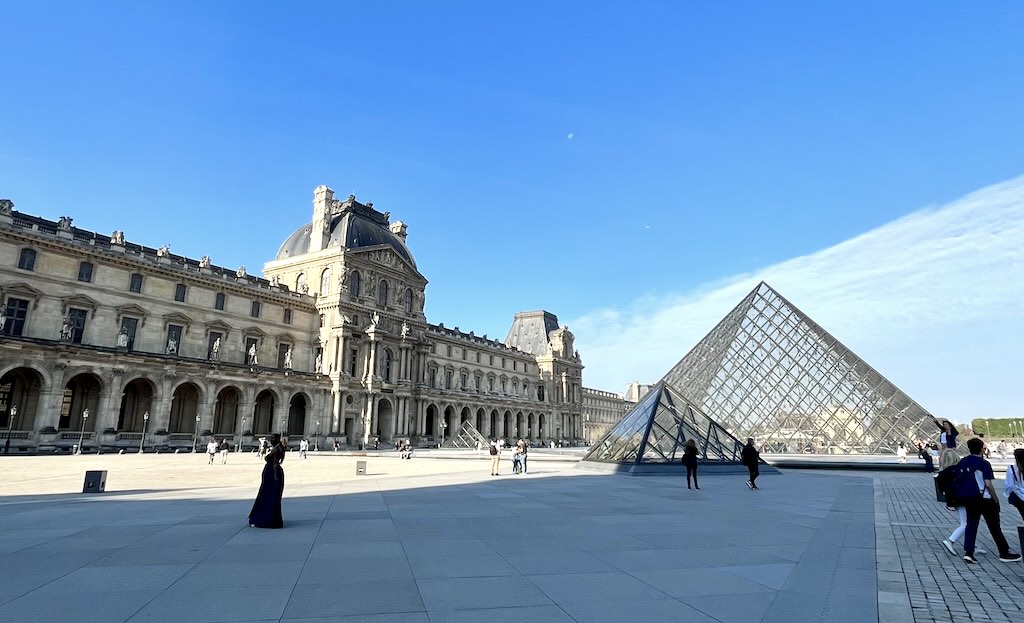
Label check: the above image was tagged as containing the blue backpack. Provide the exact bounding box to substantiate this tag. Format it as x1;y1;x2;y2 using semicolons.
952;462;984;502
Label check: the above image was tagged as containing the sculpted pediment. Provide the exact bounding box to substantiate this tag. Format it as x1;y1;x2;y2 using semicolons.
162;312;194;327
1;282;45;306
61;294;101;316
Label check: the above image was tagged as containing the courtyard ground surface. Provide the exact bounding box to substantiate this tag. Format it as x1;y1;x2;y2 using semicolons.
0;451;1022;622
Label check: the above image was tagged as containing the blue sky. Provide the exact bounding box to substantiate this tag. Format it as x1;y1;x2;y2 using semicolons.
2;2;1023;418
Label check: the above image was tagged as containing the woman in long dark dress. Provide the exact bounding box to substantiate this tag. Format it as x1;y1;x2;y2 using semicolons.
249;433;285;528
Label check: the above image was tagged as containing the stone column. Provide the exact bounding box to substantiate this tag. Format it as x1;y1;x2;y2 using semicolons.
273;396;289;436
35;388;64;431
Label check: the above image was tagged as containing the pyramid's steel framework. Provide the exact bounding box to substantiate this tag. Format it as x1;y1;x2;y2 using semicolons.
658;282;936;455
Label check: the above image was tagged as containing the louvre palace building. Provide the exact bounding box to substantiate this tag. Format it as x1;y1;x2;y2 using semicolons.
0;187;583;453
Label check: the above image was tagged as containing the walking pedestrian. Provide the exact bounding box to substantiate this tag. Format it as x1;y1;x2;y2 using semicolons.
219;438;229;464
937;419;959;466
299;438;309;459
248;433;285;529
897;442;908;463
206;438;218;465
683;439;700;489
520;438;528;474
489;438;501;476
1005;448;1024;522
958;437;1021;564
741;437;760;490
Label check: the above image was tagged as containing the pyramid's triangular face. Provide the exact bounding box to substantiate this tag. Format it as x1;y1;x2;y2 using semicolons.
441;419;489;449
662;282;935;454
582;382;748;464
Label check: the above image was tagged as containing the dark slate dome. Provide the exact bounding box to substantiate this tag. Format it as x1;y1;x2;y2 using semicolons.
275;206;415;266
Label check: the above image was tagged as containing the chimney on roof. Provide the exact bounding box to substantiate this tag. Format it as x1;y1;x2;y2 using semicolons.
311;185;333;252
390;220;408;241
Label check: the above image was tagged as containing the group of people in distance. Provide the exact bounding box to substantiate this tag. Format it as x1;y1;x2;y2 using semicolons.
935;418;1024;565
486;438;529;476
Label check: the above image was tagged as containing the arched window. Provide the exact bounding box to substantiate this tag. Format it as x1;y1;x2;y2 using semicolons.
296;273;306;292
378;280;389;307
404;288;413;313
320;268;331;295
350;271;361;297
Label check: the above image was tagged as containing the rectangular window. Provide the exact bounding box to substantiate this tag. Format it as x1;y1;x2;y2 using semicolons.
462;349;467;361
445;370;453;389
250;301;261;318
68;308;88;344
489;355;494;366
2;298;30;336
18;249;36;271
447;345;452;357
277;343;290;368
215;292;225;310
348;347;359;376
207;331;223;359
166;324;183;355
129;273;143;293
460;372;468;389
120;317;138;351
476;352;481;363
283;309;292;324
77;262;93;283
174;284;187;302
513;360;517;371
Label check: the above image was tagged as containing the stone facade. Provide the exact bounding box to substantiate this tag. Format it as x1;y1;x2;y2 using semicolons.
581;387;635;444
0;188;583;452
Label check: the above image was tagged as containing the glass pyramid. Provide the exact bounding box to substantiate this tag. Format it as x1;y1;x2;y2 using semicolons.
661;282;936;455
440;420;489;449
582;382;748;466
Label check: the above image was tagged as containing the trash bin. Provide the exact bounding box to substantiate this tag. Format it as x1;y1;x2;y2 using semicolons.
83;470;107;493
356;460;367;475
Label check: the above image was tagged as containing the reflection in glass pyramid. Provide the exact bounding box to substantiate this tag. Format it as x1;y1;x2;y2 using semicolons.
662;282;936;455
581;382;749;470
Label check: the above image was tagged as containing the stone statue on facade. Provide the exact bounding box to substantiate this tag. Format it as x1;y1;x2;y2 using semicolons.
0;303;7;332
284;347;293;369
248;344;258;366
341;314;352;325
0;199;13;215
370;312;381;329
211;337;221;361
166;338;177;354
236;266;247;278
401;321;410;339
268;275;280;287
60;316;72;341
110;230;125;245
414;289;424;311
315;353;323;374
117;326;129;348
156;244;170;258
57;216;73;231
199;255;211;268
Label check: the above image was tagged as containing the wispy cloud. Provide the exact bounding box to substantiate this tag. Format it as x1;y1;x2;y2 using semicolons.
572;175;1024;419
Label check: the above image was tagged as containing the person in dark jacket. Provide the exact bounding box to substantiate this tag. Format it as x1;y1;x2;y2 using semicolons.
741;438;760;490
682;439;700;490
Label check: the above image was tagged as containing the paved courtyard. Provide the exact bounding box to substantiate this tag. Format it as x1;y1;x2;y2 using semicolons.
0;451;1021;622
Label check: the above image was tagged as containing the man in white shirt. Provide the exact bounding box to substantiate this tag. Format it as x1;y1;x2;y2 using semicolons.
206;438;218;465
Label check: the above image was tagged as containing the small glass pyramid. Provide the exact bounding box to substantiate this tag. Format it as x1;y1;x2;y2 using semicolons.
440;419;490;449
582;382;747;465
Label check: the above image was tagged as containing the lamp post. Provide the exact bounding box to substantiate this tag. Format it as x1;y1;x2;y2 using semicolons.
139;411;149;454
315;419;321;452
193;414;201;453
77;409;89;455
440;420;447;446
4;405;16;455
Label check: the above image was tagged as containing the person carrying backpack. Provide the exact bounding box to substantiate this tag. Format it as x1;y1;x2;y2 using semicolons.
489;439;501;476
957;437;1021;564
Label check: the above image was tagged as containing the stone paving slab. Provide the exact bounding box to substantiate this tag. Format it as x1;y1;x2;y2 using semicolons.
0;454;879;622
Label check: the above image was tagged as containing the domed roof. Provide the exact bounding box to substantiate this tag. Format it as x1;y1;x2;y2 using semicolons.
275;203;415;266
